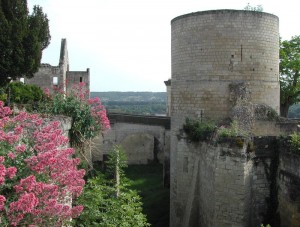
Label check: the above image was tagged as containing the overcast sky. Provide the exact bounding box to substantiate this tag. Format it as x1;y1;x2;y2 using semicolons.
27;0;300;92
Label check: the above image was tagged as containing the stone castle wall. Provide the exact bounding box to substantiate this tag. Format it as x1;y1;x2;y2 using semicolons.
171;137;253;227
92;113;170;165
170;135;300;227
20;39;90;94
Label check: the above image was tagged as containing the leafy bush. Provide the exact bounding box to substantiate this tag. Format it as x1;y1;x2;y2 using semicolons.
74;146;149;227
40;83;110;171
41;83;109;147
217;120;246;138
8;82;44;104
289;132;300;153
183;118;216;142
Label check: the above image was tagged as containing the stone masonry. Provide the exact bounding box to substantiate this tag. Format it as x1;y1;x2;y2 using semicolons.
18;39;90;94
170;10;283;227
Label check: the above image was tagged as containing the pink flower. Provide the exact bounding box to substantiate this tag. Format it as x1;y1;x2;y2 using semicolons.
6;167;17;179
0;164;6;177
15;145;26;153
7;152;16;160
9;192;39;213
14;125;23;135
0;177;5;185
44;88;51;98
0;195;6;211
0;156;4;163
71;205;84;218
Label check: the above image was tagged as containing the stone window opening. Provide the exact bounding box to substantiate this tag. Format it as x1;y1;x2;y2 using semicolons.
53;77;58;86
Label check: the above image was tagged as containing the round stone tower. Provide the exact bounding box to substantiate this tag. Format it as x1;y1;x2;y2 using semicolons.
171;10;279;123
170;10;280;227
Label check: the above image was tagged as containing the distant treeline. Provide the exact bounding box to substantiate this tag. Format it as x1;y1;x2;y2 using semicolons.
90;92;166;102
288;104;300;118
91;92;167;116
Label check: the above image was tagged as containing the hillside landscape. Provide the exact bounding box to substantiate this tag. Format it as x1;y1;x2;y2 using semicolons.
91;92;167;115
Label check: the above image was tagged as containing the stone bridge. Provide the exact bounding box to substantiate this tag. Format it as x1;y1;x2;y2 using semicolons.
92;113;170;173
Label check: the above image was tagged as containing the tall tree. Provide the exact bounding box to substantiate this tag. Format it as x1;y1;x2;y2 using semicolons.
0;0;50;86
280;36;300;117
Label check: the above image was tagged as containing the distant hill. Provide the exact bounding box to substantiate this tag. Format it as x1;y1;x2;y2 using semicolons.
90;92;167;116
90;92;166;102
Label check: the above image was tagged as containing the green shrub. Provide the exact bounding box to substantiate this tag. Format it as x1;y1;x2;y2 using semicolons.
289;132;300;153
8;82;44;104
183;118;216;142
74;146;149;227
217;120;246;138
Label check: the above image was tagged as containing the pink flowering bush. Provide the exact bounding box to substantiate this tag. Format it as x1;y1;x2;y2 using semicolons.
41;82;110;147
40;82;110;171
0;101;85;226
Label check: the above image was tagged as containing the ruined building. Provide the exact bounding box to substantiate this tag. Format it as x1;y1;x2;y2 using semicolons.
19;39;90;93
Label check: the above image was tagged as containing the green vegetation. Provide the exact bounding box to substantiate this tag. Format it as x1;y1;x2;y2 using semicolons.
280;35;300;117
7;82;44;104
39;84;109;172
217;120;247;138
75;146;149;227
243;3;263;12
90;92;166;102
104;101;166;115
125;164;169;227
91;92;167;115
0;0;50;85
289;132;300;153
183;118;216;142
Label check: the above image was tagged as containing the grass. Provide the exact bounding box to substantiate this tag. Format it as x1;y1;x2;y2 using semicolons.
125;164;170;227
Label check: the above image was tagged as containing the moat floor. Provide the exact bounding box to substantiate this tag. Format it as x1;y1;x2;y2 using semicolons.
126;164;170;227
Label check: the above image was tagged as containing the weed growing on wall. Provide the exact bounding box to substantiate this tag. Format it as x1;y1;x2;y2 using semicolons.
183;118;216;142
217;120;247;138
289;132;300;153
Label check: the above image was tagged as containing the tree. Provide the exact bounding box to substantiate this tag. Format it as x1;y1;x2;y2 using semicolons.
279;36;300;117
74;146;150;227
0;0;50;86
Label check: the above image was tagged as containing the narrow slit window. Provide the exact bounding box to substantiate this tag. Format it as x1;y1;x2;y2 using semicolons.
80;77;83;82
53;77;58;85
